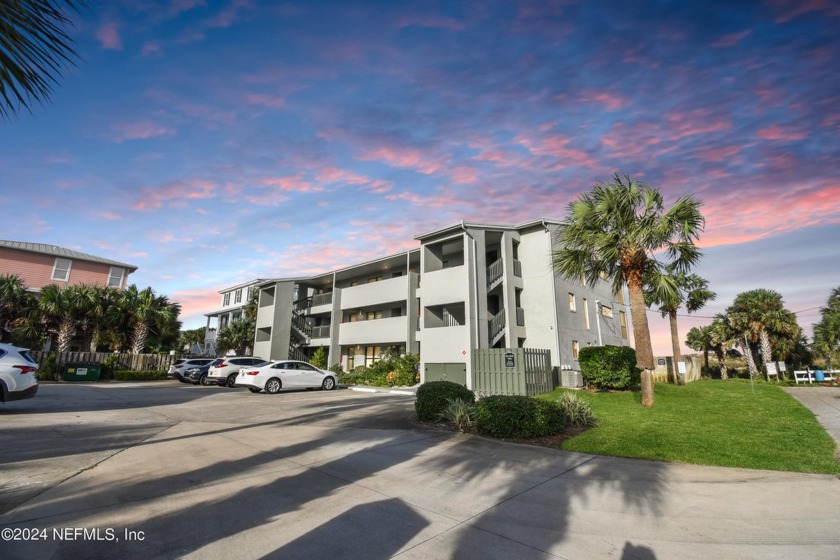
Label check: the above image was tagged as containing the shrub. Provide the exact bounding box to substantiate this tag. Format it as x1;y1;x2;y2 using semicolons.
415;380;475;422
578;345;641;390
310;347;327;369
555;391;598;427
36;354;57;381
114;370;167;381
437;398;476;432
475;395;567;439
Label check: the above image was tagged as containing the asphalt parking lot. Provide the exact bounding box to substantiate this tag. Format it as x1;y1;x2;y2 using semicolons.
2;382;839;560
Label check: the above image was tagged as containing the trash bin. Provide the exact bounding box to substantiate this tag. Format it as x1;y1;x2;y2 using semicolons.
815;370;825;382
62;363;102;382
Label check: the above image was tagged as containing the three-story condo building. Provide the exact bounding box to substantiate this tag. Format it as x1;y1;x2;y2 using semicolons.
252;219;630;387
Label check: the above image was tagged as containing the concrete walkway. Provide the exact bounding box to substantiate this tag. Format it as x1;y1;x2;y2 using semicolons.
785;386;840;448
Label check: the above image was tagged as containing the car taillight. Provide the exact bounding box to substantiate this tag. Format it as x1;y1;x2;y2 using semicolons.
245;370;259;376
14;365;37;374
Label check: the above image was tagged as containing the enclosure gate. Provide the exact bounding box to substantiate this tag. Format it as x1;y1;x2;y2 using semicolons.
471;348;553;396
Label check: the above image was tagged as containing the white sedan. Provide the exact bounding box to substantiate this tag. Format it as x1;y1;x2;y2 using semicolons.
236;360;338;394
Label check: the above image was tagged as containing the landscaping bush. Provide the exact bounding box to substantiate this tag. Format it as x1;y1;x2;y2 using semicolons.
114;370;168;381
36;354;57;381
578;345;641;390
555;391;598;427
437;398;476;432
338;352;419;387
415;380;475;421
475;395;567;439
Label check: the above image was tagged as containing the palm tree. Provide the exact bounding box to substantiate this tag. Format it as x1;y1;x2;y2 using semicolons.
552;174;704;407
812;286;840;370
727;289;799;380
216;320;254;356
37;284;81;351
178;327;207;353
708;314;737;380
121;285;180;355
646;270;715;368
685;324;713;375
0;274;36;342
0;0;86;119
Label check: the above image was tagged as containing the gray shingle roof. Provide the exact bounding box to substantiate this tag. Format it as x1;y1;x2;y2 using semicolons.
0;240;138;271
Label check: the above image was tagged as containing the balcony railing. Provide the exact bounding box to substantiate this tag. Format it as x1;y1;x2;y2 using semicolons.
513;259;522;277
488;309;506;344
516;307;525;326
311;325;330;338
487;258;504;288
291;313;312;336
311;292;333;307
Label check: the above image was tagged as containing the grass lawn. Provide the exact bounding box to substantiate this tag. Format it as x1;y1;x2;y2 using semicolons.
538;380;840;474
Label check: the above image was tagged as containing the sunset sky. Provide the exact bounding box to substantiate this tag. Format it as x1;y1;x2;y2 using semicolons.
2;0;838;355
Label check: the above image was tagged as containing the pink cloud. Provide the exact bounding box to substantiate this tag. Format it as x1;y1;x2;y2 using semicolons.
170;287;226;320
396;15;465;31
769;0;840;23
203;0;253;28
316;166;372;186
261;175;318;192
96;21;122;50
133;178;218;210
696;145;742;162
141;41;163;57
516;133;597;168
710;30;752;48
98;211;122;221
664;110;732;140
244;93;285;108
579;91;630;111
359;146;443;175
450;166;479;184
756;126;807;141
110;119;175;143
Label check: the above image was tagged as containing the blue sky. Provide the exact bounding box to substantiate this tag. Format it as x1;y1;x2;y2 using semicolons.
2;0;838;354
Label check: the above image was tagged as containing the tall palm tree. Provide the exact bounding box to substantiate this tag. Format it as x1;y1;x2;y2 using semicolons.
0;274;36;342
0;0;87;119
685;324;713;375
121;285;180;355
552;174;705;407
812;286;840;370
646;270;715;367
727;289;799;380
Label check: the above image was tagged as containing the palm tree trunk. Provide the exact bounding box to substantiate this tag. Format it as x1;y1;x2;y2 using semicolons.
628;276;654;407
56;318;75;352
716;349;729;380
668;310;682;383
758;329;780;380
131;322;148;355
742;337;758;378
703;348;709;375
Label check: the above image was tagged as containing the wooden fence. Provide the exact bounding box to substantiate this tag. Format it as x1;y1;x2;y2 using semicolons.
472;348;554;396
30;351;176;372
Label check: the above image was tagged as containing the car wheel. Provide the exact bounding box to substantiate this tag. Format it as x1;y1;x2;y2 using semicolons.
226;375;237;388
199;374;212;386
265;378;282;394
322;377;336;391
248;387;261;393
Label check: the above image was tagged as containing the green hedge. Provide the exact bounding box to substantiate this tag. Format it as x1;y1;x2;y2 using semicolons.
475;395;567;438
578;345;640;390
114;370;168;381
415;380;475;421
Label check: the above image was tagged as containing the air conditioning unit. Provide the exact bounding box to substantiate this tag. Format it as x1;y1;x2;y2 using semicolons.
561;370;583;388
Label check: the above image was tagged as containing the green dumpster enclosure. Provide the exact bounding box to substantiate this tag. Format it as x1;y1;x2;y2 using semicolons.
62;363;102;382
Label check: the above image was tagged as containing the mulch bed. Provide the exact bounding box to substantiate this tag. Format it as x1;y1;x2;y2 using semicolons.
411;416;592;450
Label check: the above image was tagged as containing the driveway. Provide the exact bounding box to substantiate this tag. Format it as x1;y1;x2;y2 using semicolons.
1;383;838;559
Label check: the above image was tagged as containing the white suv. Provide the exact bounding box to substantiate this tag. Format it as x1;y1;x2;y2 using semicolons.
208;357;268;387
0;343;39;402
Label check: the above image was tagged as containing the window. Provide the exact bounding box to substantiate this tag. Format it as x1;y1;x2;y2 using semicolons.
368;275;383;283
365;346;381;367
346;352;355;370
108;267;124;288
601;305;614;318
583;298;590;329
616;289;625;305
223;293;230;306
391;307;402;317
234;289;242;304
568;293;576;312
51;258;72;281
350;281;359;287
247;286;253;300
572;340;580;359
366;310;383;321
620;311;628;338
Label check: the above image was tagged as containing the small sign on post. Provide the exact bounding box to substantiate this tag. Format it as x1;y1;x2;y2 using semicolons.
766;362;778;380
504;352;515;368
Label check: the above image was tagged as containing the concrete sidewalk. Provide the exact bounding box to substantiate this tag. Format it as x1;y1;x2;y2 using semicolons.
4;422;839;558
785;386;840;448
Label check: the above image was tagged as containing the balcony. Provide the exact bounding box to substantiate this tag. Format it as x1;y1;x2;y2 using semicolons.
488;309;506;346
421;266;468;307
516;307;525;326
341;276;408;309
310;325;331;340
338;316;408;346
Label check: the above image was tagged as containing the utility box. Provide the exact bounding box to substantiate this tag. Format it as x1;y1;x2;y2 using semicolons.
561;370;583;388
62;363;102;382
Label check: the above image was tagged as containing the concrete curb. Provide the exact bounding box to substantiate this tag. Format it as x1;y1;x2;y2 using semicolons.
348;386;416;396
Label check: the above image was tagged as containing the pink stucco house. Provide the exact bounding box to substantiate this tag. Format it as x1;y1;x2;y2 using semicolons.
0;240;138;291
